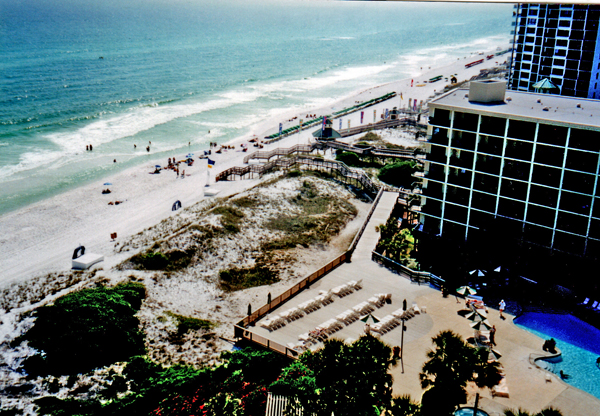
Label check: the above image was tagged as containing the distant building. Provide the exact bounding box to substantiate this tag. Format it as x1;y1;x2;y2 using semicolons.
421;80;600;260
509;3;600;99
312;118;342;140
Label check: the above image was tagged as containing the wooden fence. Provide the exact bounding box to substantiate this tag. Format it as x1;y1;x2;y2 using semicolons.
371;250;443;288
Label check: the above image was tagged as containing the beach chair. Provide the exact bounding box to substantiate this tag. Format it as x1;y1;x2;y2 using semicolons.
580;297;590;306
412;303;421;314
590;300;599;309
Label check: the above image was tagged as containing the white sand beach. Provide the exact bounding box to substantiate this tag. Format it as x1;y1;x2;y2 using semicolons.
0;46;509;290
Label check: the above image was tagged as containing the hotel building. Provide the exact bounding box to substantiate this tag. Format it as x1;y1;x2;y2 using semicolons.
509;3;600;99
420;81;600;260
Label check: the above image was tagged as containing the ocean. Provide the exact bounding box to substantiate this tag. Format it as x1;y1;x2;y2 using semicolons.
0;0;513;215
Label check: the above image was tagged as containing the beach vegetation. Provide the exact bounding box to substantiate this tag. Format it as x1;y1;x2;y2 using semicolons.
130;248;196;271
211;205;245;234
219;262;279;292
16;282;146;376
231;196;259;208
378;159;419;188
165;311;217;336
336;151;362;167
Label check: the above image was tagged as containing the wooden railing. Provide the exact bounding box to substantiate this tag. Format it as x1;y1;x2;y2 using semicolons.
235;252;348;331
371;251;443;287
243;143;317;164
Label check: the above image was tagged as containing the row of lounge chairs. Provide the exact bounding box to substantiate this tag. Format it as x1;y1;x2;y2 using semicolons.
260;280;363;332
371;304;422;336
580;298;600;312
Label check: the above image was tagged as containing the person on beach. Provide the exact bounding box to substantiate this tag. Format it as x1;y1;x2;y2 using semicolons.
134;144;136;149
146;146;150;152
89;144;93;151
86;145;89;151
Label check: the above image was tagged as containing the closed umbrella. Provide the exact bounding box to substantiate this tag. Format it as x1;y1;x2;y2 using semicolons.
457;286;477;296
470;320;493;331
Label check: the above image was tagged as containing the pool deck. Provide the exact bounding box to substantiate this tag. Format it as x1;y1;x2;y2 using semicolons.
246;191;600;416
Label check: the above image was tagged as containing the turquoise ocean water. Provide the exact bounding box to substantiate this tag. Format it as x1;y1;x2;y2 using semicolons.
0;0;512;215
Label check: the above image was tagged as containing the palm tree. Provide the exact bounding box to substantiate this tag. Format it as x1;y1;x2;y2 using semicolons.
419;331;502;416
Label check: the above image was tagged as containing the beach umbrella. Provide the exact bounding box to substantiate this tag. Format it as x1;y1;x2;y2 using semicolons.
103;182;112;186
532;78;558;94
488;348;502;361
469;269;487;277
470;320;493;331
360;313;380;324
456;286;477;296
466;310;487;322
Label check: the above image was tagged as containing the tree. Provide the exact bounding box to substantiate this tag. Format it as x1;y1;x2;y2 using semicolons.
300;335;396;416
19;283;146;376
504;408;563;416
419;331;502;416
378;160;418;189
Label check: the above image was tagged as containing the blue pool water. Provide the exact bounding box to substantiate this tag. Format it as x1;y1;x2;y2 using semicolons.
515;313;600;399
454;407;489;416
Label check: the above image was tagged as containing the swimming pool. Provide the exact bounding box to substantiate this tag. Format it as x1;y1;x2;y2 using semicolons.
454;407;489;416
514;312;600;399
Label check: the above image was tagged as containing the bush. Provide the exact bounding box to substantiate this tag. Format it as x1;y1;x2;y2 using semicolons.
219;264;279;292
378;160;418;188
336;151;362;167
19;283;146;376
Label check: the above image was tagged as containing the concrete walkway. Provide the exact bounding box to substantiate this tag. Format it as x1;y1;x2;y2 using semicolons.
245;192;600;415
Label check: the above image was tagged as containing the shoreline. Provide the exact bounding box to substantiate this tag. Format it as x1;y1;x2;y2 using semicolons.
0;45;509;288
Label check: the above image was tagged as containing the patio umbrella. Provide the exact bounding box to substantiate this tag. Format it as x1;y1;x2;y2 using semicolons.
469;269;487;277
488;348;502;361
360;313;380;324
470;320;493;331
457;286;477;296
466;310;487;322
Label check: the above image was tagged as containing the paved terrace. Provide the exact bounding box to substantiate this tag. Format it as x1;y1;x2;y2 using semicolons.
244;192;600;415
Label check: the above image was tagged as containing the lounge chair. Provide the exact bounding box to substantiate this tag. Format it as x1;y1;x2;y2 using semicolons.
580;297;590;306
590;300;599;309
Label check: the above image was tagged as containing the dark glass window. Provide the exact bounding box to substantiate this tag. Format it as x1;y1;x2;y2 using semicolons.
431;128;449;146
471;192;497;213
556;212;589;235
565;149;599;173
534;144;565;167
569;128;600;152
426;162;446;182
505;139;534;161
446;185;470;206
529;185;558;208
503;159;531;180
423;199;443;218
423;216;441;235
559;191;592;216
479;116;507;136
477;135;503;156
532;165;562;188
561;171;595;195
501;179;528;201
444;203;468;224
498;198;525;220
442;221;466;241
538;124;568;146
508;119;536;141
453;112;479;132
452;131;476;151
447;166;473;188
473;172;499;194
527;204;556;227
432;109;451;127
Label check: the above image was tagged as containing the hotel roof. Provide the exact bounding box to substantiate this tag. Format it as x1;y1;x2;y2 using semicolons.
429;87;600;131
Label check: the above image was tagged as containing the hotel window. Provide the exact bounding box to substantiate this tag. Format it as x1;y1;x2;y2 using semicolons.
526;204;556;227
529;185;559;208
565;149;599;174
528;18;537;24
559;191;592;216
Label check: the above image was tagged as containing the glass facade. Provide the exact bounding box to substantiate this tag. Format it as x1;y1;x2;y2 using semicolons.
422;106;600;259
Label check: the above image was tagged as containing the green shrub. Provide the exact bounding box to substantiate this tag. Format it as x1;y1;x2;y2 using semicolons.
378;160;418;188
19;283;146;376
336;151;362;167
219;264;279;292
165;311;216;335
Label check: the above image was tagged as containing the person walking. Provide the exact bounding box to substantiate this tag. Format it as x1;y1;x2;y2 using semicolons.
499;299;506;319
